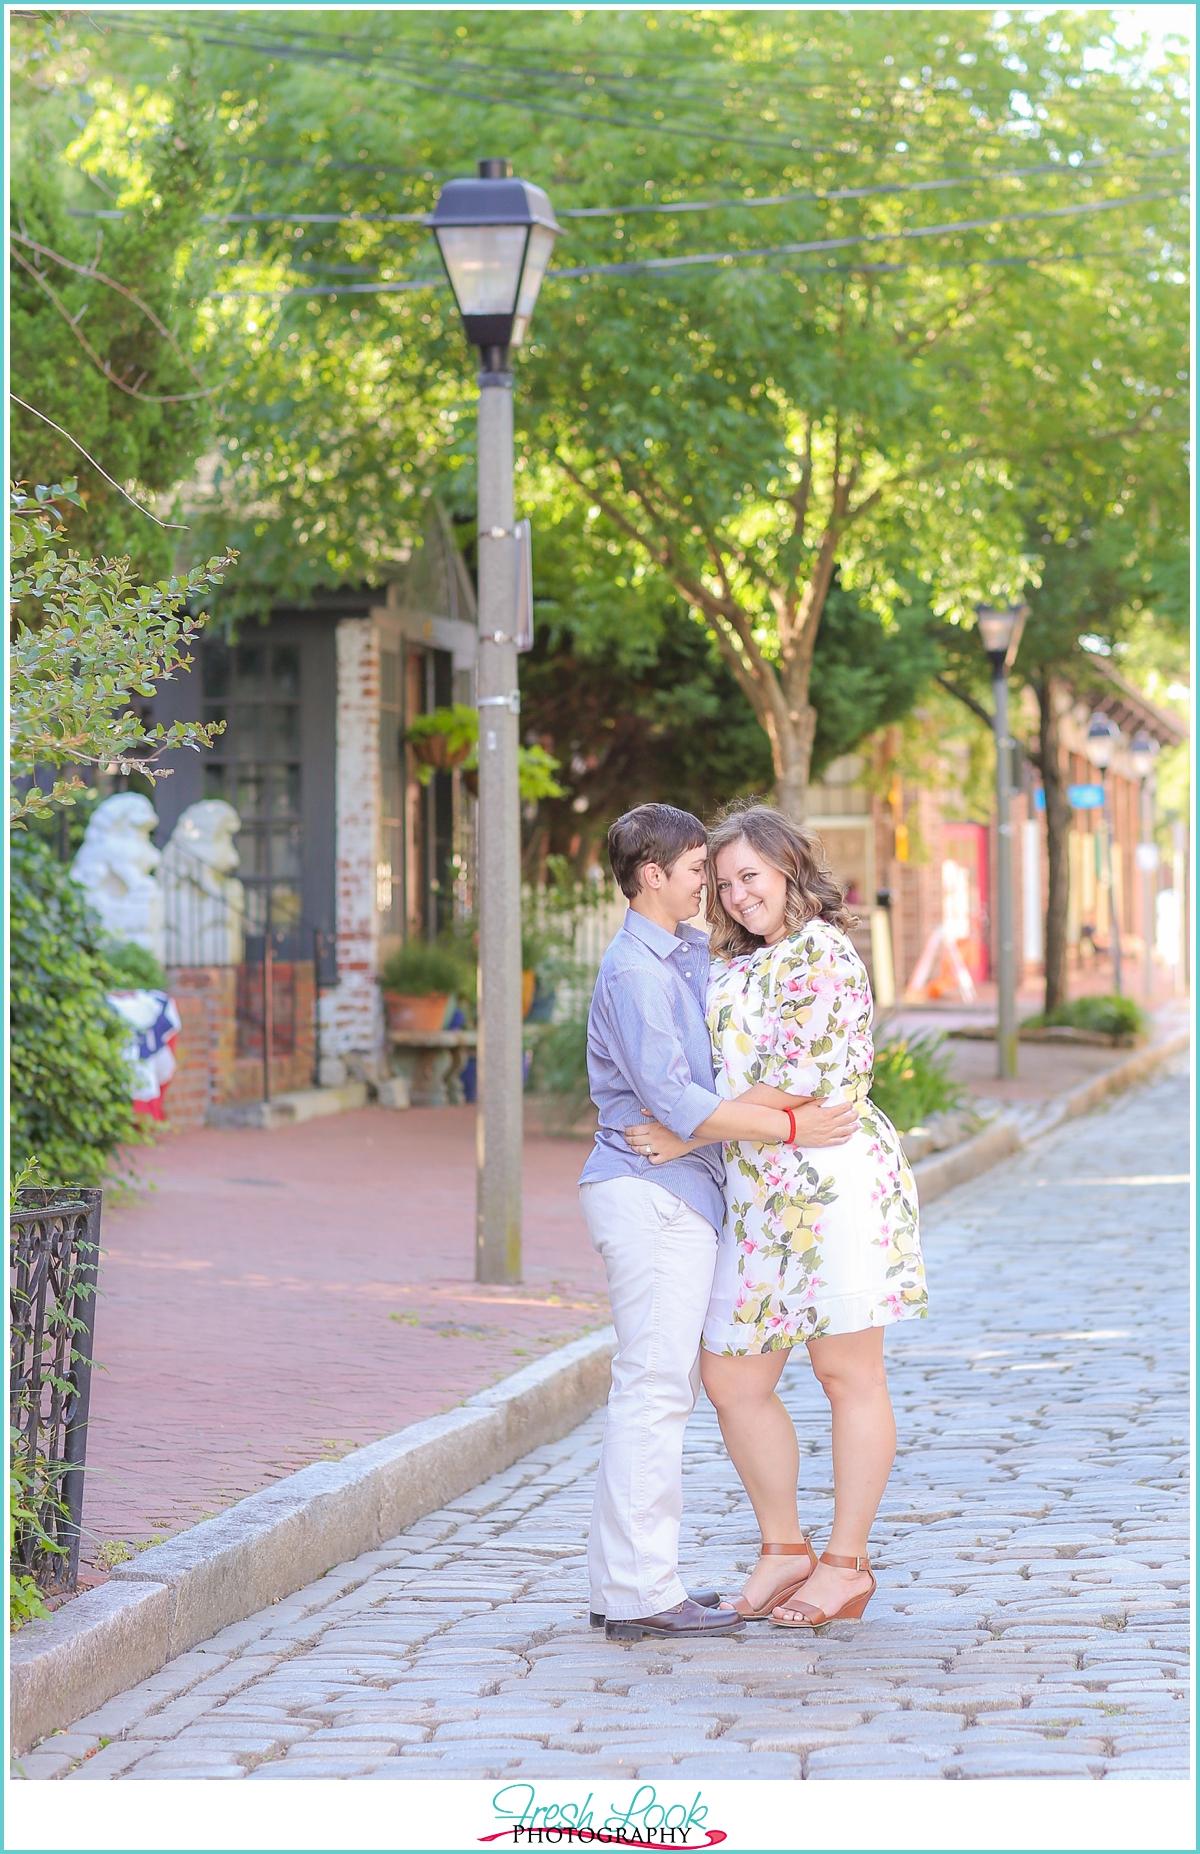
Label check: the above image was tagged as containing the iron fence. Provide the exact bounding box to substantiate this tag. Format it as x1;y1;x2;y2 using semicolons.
9;1187;102;1593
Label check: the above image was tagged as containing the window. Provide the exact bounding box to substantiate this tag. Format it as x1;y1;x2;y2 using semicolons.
200;640;303;941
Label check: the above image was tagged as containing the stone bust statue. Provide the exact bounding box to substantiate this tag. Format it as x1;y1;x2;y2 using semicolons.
70;791;165;962
160;799;246;968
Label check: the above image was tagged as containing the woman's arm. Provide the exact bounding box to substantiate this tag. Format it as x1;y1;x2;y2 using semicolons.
626;1092;858;1162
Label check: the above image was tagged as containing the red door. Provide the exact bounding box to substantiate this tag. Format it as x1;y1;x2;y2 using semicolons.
941;823;990;983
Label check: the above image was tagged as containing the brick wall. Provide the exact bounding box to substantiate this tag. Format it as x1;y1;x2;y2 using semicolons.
322;618;385;1074
232;960;316;1100
162;966;237;1130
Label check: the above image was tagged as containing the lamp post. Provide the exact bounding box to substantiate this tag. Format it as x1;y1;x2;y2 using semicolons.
428;159;561;1284
1129;729;1160;1001
977;603;1028;1080
1084;710;1122;996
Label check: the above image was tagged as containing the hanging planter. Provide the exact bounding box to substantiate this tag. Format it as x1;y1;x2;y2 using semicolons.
406;705;477;781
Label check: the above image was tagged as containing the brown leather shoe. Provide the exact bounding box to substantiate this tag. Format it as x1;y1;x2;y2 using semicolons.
605;1597;745;1642
590;1589;720;1628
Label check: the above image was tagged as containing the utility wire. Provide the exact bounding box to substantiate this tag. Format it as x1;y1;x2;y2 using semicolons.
61;146;1189;232
91;17;918;159
210;250;1151;301
208;189;1184;300
10;395;189;529
100;12;1185;156
550;188;1184;280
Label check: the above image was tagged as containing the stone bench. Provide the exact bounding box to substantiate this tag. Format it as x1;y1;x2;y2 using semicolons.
385;1029;477;1108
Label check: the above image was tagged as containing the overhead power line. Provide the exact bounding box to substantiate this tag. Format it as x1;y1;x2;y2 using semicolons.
551;188;1185;280
89;16;951;160
62;146;1189;233
207;187;1184;300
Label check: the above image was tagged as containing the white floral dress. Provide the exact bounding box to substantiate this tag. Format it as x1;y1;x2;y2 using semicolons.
702;921;927;1355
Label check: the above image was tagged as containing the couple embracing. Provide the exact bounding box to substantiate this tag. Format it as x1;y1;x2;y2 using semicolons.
579;801;928;1641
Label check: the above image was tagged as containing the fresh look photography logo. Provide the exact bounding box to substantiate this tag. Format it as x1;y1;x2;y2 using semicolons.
479;1785;727;1848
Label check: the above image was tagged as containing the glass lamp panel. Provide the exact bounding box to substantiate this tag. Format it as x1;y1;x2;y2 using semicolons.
510;225;558;346
977;612;1016;657
436;224;527;316
1085;718;1115;770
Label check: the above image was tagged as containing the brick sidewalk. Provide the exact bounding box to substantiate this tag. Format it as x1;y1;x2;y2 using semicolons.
80;1108;608;1568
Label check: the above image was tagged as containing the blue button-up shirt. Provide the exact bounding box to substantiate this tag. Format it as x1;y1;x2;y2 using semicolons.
579;909;725;1234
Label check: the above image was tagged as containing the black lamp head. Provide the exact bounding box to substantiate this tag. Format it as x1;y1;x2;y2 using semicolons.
427;160;562;359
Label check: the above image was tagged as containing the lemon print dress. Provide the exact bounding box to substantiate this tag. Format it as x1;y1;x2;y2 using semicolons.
701;920;927;1355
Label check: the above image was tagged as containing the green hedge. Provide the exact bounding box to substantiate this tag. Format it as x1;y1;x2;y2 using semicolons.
10;835;141;1187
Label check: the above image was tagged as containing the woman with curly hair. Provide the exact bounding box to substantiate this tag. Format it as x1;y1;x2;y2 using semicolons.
625;803;927;1629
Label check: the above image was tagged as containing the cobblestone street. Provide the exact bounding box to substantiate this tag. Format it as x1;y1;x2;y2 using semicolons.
24;1062;1190;1784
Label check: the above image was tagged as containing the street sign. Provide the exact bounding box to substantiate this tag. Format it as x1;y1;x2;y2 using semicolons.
1068;783;1105;809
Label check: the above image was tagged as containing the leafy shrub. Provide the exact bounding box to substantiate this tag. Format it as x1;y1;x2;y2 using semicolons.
10;481;232;826
380;939;468;997
527;1011;593;1130
871;1034;965;1134
1024;994;1147;1040
9;1435;55;1631
10;836;142;1187
104;941;168;991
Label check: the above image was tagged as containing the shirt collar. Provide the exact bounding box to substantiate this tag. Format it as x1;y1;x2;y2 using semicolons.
622;908;707;960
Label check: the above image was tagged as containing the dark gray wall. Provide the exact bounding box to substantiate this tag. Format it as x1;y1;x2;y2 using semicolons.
148;603;364;948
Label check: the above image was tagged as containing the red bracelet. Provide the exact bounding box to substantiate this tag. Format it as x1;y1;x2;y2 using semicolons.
783;1108;797;1144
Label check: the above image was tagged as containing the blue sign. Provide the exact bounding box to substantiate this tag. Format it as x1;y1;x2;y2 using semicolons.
1068;783;1105;810
1034;787;1046;811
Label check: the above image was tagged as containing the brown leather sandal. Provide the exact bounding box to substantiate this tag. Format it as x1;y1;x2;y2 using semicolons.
769;1551;876;1628
730;1539;818;1620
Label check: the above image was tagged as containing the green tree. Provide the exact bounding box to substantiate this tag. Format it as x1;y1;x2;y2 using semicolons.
9;14;221;575
62;8;1187;803
930;189;1187;1012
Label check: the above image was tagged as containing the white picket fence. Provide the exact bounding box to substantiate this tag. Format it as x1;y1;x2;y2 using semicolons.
525;880;713;1021
523;878;626;1021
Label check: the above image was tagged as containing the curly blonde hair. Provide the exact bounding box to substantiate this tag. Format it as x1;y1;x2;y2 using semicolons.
705;801;855;959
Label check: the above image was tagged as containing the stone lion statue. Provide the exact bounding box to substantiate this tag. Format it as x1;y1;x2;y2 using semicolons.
70;792;165;961
160;800;246;968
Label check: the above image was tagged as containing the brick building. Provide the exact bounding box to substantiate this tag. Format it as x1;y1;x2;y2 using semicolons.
147;506;478;1113
809;664;1186;1008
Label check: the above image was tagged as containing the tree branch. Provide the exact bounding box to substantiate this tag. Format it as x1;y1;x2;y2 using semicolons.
936;673;994;730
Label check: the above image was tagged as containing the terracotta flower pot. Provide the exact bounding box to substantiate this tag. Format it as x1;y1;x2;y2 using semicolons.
384;991;451;1034
522;969;537;1021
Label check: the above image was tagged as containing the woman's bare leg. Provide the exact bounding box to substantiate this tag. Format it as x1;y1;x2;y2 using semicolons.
775;1327;895;1619
700;1347;813;1611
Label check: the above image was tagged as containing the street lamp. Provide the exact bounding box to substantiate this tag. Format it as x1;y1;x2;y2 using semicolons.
428;159;562;1285
1129;729;1160;999
977;603;1028;1080
1084;710;1122;996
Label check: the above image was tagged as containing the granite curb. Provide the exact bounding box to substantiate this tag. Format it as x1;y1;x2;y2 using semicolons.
910;1027;1190;1206
9;1326;616;1754
10;1028;1188;1753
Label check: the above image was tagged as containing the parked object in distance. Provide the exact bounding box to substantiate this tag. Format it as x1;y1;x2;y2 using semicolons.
161;800;245;967
70;793;165;962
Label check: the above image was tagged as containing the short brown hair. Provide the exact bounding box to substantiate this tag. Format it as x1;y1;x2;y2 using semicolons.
607;803;707;900
706;801;855;958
